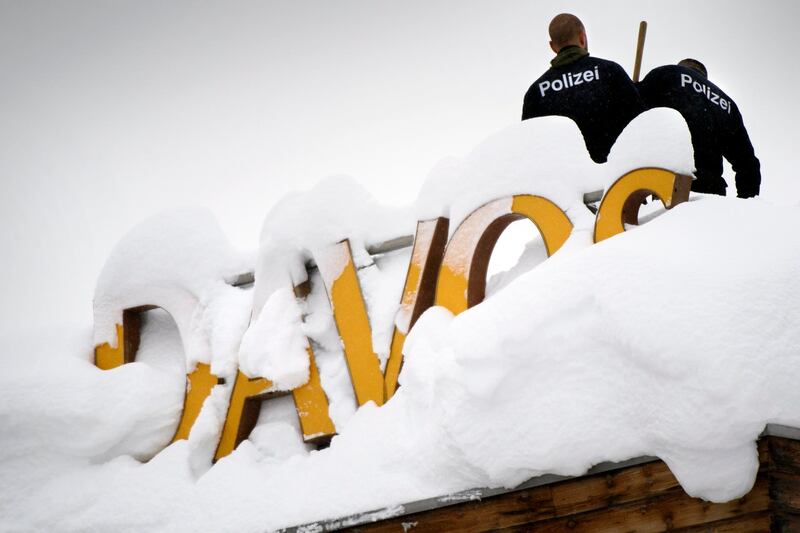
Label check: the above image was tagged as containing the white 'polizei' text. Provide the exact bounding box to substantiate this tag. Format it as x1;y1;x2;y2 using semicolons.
680;73;732;113
539;66;600;97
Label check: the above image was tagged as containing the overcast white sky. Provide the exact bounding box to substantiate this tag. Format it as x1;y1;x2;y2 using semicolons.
1;0;798;333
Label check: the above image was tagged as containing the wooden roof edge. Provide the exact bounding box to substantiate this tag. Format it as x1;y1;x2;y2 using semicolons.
281;423;798;533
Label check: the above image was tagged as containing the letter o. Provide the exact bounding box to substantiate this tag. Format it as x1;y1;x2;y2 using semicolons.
593;167;692;243
434;195;573;315
552;79;563;91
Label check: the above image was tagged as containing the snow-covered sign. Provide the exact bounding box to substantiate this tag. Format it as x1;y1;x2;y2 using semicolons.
94;167;691;462
66;109;800;530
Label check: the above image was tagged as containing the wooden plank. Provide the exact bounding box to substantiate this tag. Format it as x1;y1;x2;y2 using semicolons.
770;437;800;475
352;487;554;533
493;475;768;533
760;438;770;466
770;511;800;532
353;461;683;533
548;461;681;516
770;471;800;513
769;436;800;529
665;511;770;532
353;471;768;533
313;434;794;533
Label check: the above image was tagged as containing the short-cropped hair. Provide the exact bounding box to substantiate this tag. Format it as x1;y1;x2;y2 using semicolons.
549;14;584;48
678;58;708;78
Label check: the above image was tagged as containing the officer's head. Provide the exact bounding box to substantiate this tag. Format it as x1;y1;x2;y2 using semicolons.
549;14;588;54
678;58;708;78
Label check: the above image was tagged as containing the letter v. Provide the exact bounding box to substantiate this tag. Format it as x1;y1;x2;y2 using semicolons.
316;218;449;405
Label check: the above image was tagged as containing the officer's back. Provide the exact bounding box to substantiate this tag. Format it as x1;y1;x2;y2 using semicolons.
637;60;760;198
522;13;643;163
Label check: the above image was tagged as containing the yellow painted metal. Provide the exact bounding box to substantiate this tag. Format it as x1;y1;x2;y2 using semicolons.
435;267;470;316
435;195;573;315
92;173;699;462
171;363;219;442
511;195;574;257
385;255;425;395
384;329;407;400
593;168;692;243
214;347;335;460
94;323;125;370
94;321;224;448
384;218;448;399
215;371;271;461
94;306;334;460
292;348;336;440
321;240;385;407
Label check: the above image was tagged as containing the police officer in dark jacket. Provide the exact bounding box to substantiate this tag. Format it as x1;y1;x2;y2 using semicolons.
637;59;761;198
522;13;643;163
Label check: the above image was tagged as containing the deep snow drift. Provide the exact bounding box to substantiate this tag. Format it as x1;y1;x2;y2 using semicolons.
1;110;798;532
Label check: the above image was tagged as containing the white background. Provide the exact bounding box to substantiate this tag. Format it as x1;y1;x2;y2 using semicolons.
1;0;798;333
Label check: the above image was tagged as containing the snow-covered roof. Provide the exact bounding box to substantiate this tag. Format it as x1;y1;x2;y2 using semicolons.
4;110;799;532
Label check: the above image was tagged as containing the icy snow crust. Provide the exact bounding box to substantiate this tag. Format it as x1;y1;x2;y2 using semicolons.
4;110;797;531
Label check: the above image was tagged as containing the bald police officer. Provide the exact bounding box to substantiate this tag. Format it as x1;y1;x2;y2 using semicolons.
522;13;643;163
637;59;761;198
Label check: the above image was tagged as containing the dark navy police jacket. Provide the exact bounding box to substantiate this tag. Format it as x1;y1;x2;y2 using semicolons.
637;65;760;198
522;50;643;164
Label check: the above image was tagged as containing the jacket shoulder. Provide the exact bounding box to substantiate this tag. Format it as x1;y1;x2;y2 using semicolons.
588;56;628;73
641;65;678;80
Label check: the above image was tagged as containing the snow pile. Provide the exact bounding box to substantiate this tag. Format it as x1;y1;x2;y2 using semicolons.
4;197;792;533
167;197;797;531
416;107;693;228
238;287;310;390
237;175;415;407
240;108;692;393
3;110;796;532
0;312;187;529
249;175;414;311
400;197;800;502
93;208;252;375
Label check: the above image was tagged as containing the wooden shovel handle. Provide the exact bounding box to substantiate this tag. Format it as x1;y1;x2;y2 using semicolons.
632;21;648;82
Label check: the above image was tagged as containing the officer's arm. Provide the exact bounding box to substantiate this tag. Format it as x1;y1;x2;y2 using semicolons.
724;108;761;198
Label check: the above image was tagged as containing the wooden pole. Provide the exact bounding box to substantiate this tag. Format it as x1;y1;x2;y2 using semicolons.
632;21;647;82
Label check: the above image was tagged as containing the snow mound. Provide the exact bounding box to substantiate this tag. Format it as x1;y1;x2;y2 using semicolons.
401;197;800;503
249;175;413;316
93;208;252;375
134;197;799;532
416;108;693;229
241;108;694;388
6;108;790;532
238;287;309;390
